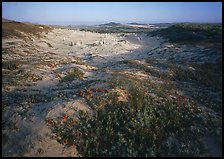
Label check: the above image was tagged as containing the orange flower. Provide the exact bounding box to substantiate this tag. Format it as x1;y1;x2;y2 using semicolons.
63;114;69;121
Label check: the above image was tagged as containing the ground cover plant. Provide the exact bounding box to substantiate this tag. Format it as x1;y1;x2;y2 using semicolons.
47;75;220;157
149;23;222;44
60;67;84;83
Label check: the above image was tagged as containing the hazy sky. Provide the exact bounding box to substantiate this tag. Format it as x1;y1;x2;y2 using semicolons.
2;2;222;25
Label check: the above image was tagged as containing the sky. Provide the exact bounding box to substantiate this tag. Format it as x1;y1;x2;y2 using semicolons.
2;2;222;25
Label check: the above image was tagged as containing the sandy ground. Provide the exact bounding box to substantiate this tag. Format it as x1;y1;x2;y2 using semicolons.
2;28;222;157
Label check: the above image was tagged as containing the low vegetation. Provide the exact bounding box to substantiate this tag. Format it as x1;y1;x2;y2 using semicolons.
149;23;222;45
123;58;222;114
47;76;220;157
125;58;222;92
125;60;169;79
2;60;19;70
60;67;84;82
2;20;53;39
70;57;87;65
22;72;43;82
2;68;42;87
2;48;13;54
169;61;222;91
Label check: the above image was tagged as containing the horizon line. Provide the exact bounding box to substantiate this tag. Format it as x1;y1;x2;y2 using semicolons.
2;17;222;26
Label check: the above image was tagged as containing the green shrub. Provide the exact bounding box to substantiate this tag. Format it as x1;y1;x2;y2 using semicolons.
149;23;222;44
170;61;222;91
74;98;209;156
2;60;19;70
48;83;218;157
60;67;84;82
22;73;43;82
2;48;12;54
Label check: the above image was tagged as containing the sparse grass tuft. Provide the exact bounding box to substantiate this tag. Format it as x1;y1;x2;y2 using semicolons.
71;57;87;65
2;60;19;70
22;73;43;82
60;67;84;83
2;48;12;54
2;69;42;86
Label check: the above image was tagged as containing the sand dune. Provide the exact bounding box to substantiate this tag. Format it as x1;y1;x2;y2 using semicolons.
2;25;222;157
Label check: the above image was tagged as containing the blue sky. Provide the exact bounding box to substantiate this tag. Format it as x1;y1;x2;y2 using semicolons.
2;2;222;25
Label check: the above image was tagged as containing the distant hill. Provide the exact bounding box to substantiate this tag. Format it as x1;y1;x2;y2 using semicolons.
2;18;16;22
128;22;147;25
99;22;123;27
150;23;174;28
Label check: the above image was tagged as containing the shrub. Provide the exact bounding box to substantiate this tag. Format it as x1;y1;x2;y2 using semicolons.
74;97;209;156
149;23;222;44
170;61;222;91
2;60;19;70
48;83;218;157
22;73;43;82
2;48;12;54
60;67;84;82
